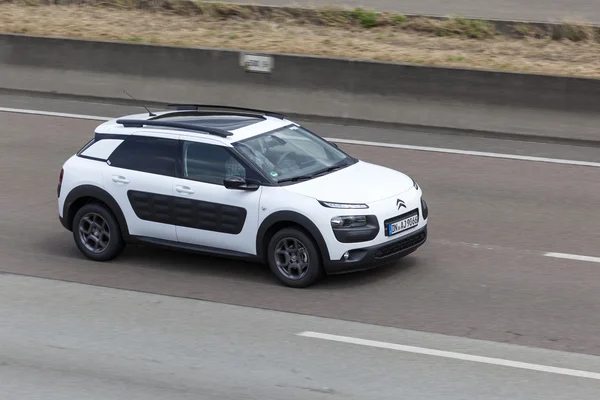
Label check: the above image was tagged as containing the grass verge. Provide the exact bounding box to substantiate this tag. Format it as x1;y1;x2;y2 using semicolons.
1;0;600;78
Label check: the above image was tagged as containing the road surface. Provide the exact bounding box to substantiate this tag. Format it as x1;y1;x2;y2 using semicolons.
3;274;600;399
234;0;599;23
2;93;600;398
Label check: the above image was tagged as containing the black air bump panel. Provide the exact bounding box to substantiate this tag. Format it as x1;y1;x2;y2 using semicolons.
127;190;172;225
173;197;246;234
127;190;247;235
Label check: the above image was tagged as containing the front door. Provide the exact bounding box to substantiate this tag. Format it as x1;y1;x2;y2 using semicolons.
172;139;263;256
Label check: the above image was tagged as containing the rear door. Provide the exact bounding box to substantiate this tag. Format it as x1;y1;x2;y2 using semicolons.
103;132;180;242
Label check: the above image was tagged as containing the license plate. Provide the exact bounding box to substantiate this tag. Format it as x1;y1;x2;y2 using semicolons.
387;214;419;236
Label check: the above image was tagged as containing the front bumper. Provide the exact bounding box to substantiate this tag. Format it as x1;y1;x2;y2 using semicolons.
323;225;427;275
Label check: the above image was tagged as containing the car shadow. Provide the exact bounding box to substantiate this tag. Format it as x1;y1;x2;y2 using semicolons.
117;243;420;289
122;244;272;280
38;233;419;289
315;257;419;289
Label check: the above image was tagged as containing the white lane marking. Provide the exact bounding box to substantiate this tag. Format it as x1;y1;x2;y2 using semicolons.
544;252;600;264
435;239;600;265
324;137;600;169
0;107;110;121
297;331;600;381
1;106;599;168
432;239;519;253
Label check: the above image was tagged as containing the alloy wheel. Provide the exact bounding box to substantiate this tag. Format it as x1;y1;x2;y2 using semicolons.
274;237;310;280
78;212;111;254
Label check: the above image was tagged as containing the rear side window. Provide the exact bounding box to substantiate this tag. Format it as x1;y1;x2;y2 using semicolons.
79;139;124;160
76;138;96;155
108;136;179;177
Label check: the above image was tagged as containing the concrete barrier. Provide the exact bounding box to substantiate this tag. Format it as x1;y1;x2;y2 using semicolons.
1;33;599;142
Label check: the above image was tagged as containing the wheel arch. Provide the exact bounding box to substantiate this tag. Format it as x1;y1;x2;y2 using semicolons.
63;185;130;238
256;211;330;263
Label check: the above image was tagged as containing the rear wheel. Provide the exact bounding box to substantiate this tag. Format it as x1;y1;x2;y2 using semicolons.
72;202;125;261
267;227;324;288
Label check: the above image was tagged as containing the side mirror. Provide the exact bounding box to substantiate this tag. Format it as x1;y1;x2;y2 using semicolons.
224;176;260;191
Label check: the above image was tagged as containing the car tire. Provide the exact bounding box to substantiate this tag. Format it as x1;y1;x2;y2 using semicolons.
267;227;324;288
72;202;125;262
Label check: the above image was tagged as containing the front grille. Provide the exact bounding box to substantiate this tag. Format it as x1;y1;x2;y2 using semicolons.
374;229;427;259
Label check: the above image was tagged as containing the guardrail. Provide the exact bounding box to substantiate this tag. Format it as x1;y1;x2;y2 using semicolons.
1;33;599;141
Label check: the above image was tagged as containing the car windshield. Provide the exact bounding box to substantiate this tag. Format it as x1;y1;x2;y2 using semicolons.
232;124;353;183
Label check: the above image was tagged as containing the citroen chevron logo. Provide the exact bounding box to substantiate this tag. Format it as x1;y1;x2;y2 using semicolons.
396;199;406;209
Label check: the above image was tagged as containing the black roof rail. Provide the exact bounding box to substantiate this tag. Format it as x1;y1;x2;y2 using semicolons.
149;110;267;121
166;104;286;119
115;119;233;138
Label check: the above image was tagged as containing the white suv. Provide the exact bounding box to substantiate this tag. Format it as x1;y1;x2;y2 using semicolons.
57;105;428;287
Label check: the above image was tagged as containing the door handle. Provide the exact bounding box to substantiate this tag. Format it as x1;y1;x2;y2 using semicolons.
112;175;129;184
175;185;195;194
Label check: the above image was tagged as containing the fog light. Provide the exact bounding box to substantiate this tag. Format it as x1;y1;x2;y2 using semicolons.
342;251;350;260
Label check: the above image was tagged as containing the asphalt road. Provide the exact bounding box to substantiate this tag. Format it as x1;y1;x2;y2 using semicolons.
1;93;600;361
3;274;600;400
3;93;600;397
234;0;598;23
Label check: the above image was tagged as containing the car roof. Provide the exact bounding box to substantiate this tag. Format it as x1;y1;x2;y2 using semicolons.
94;108;294;145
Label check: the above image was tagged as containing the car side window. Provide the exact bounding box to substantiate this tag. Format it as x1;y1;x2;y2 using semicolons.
183;141;256;185
108;136;179;177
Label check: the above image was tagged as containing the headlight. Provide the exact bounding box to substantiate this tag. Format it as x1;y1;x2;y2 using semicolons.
331;215;368;228
319;201;369;209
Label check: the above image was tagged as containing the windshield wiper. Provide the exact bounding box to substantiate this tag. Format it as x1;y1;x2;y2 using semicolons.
277;161;349;184
310;162;348;177
277;174;314;184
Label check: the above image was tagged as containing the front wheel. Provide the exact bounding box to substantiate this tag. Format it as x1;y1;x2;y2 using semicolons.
266;227;324;288
72;202;125;262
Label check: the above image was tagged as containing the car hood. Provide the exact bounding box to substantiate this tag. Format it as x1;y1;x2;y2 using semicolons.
282;160;414;204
